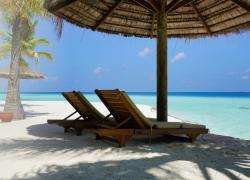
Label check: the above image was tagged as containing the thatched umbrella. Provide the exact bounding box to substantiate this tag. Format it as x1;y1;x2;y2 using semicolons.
44;0;250;121
0;66;45;79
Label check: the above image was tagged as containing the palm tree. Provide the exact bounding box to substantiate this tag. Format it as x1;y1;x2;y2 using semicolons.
0;0;62;119
0;22;54;119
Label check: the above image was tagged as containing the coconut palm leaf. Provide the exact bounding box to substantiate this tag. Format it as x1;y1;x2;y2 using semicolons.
37;52;53;61
0;53;9;60
0;32;7;37
0;44;11;55
29;38;51;48
0;32;12;42
20;57;29;67
51;17;64;38
23;49;37;59
21;40;33;49
0;43;11;51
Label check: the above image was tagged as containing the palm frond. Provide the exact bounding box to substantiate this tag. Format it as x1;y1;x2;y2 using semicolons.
0;32;7;37
20;57;29;67
37;52;54;61
0;43;11;54
0;31;12;42
0;53;10;60
52;16;64;39
23;49;36;59
21;40;33;49
29;38;50;47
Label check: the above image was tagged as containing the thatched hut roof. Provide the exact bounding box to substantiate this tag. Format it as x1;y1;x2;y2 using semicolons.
0;66;45;79
44;0;250;38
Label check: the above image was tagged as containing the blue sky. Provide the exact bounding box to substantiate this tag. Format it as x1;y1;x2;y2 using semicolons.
0;20;250;92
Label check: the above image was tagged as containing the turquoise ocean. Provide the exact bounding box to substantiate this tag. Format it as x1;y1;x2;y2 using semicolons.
0;92;250;140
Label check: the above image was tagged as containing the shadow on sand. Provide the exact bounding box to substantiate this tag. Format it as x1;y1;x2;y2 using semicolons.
0;103;45;107
1;123;249;179
25;111;51;118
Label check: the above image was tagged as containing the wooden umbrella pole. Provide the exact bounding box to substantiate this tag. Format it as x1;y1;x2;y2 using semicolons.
156;0;167;122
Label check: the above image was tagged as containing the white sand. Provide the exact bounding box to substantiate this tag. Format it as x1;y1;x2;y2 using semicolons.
0;101;249;180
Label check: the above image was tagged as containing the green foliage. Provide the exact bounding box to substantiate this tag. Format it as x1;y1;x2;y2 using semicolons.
0;43;11;60
36;52;53;61
0;0;63;37
0;0;48;23
0;22;54;67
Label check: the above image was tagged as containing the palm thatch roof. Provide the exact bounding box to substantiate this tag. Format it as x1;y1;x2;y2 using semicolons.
44;0;250;38
0;66;45;79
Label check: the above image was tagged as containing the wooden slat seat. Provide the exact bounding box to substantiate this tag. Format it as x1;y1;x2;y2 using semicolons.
94;89;209;147
47;91;116;135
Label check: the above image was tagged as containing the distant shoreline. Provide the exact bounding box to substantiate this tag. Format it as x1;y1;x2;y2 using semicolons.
1;92;250;97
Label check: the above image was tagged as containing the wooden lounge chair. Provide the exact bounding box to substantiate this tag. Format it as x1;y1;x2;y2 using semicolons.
47;91;116;135
93;89;209;147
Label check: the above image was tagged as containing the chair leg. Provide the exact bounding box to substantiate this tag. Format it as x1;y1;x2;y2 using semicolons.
75;128;82;136
64;127;70;133
114;135;131;148
187;133;199;142
96;134;101;140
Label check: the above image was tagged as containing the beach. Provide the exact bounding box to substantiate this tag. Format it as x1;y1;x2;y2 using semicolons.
0;101;249;179
0;0;250;179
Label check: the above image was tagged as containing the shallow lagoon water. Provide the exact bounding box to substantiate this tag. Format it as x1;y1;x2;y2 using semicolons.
0;92;249;139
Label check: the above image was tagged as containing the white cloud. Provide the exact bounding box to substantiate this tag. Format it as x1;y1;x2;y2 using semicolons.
93;67;108;74
241;75;249;80
138;47;151;58
171;52;186;64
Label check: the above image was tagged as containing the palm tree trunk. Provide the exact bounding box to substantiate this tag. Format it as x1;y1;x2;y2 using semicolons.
4;15;30;120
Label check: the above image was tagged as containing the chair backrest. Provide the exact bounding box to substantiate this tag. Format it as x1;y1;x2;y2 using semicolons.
120;91;155;128
95;89;149;128
62;91;104;121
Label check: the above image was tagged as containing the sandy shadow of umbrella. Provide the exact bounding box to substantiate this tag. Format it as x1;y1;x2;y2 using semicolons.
0;123;249;179
9;123;247;180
